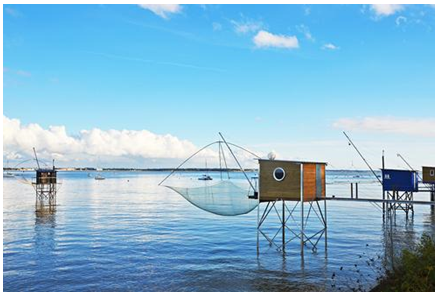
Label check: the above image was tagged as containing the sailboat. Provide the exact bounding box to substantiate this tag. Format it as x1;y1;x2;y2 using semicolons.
94;158;105;180
198;160;213;181
3;160;15;178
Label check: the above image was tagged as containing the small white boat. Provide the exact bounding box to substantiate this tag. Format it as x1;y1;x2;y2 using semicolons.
95;174;105;180
198;174;212;181
3;161;15;178
3;172;15;178
199;160;213;181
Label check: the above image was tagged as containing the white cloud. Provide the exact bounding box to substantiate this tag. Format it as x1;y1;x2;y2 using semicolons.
231;19;263;34
4;67;31;77
321;43;339;50
3;116;200;164
370;4;404;17
3;116;260;169
253;30;299;49
138;4;182;19
212;22;222;31
5;7;22;17
304;6;311;16
296;24;314;42
396;16;407;26
333;117;434;137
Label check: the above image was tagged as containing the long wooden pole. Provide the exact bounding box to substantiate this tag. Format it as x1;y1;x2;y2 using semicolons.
218;132;256;192
343;132;382;185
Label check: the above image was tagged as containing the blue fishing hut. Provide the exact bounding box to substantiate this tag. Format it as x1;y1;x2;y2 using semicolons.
382;169;419;215
382;169;419;192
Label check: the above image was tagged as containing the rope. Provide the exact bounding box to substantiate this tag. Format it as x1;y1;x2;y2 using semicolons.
158;138;260;186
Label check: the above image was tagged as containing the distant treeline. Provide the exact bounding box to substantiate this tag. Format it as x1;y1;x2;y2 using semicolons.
3;167;378;173
3;167;257;172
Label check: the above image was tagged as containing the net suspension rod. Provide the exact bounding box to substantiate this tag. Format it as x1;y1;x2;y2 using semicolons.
219;132;257;193
343;131;382;185
159;137;260;186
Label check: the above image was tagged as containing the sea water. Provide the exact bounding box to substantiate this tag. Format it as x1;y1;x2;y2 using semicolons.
3;171;434;291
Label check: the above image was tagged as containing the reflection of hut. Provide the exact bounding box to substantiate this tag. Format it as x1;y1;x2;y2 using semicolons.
257;159;327;254
33;168;57;212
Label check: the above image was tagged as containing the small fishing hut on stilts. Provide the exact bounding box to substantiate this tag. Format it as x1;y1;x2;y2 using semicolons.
257;159;327;254
32;148;58;214
160;133;328;255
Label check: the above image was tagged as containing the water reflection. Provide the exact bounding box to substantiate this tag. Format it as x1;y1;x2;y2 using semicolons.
34;206;57;254
3;171;435;291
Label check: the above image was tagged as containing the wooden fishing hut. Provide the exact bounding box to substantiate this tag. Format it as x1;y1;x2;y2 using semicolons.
257;159;327;254
32;148;58;212
33;168;57;212
422;166;435;209
422;166;435;184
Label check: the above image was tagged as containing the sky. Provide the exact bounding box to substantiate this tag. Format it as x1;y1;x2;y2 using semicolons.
3;4;435;170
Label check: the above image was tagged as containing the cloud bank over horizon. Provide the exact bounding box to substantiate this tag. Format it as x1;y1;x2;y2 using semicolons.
3;115;434;170
3;116;202;167
3;116;260;169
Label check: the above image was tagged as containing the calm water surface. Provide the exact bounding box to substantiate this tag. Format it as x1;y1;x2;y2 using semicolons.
3;171;435;291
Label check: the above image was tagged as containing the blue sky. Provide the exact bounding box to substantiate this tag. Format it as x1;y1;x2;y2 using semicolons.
3;4;435;169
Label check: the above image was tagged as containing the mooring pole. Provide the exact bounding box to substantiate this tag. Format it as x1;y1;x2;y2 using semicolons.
257;202;260;255
282;200;286;252
382;150;386;220
324;197;328;253
356;183;358;199
300;165;304;256
351;183;353;199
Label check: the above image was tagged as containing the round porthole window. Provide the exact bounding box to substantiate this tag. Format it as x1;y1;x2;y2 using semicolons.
273;167;286;182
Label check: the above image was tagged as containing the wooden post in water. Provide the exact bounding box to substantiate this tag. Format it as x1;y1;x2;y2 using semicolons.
382;150;386;219
324;197;328;252
256;202;260;255
282;200;286;252
301;164;304;255
351;183;353;199
356;183;359;199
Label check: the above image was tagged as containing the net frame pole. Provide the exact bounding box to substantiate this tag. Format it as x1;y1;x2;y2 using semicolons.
158;141;221;186
159;138;260;186
218;141;223;181
218;132;256;193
